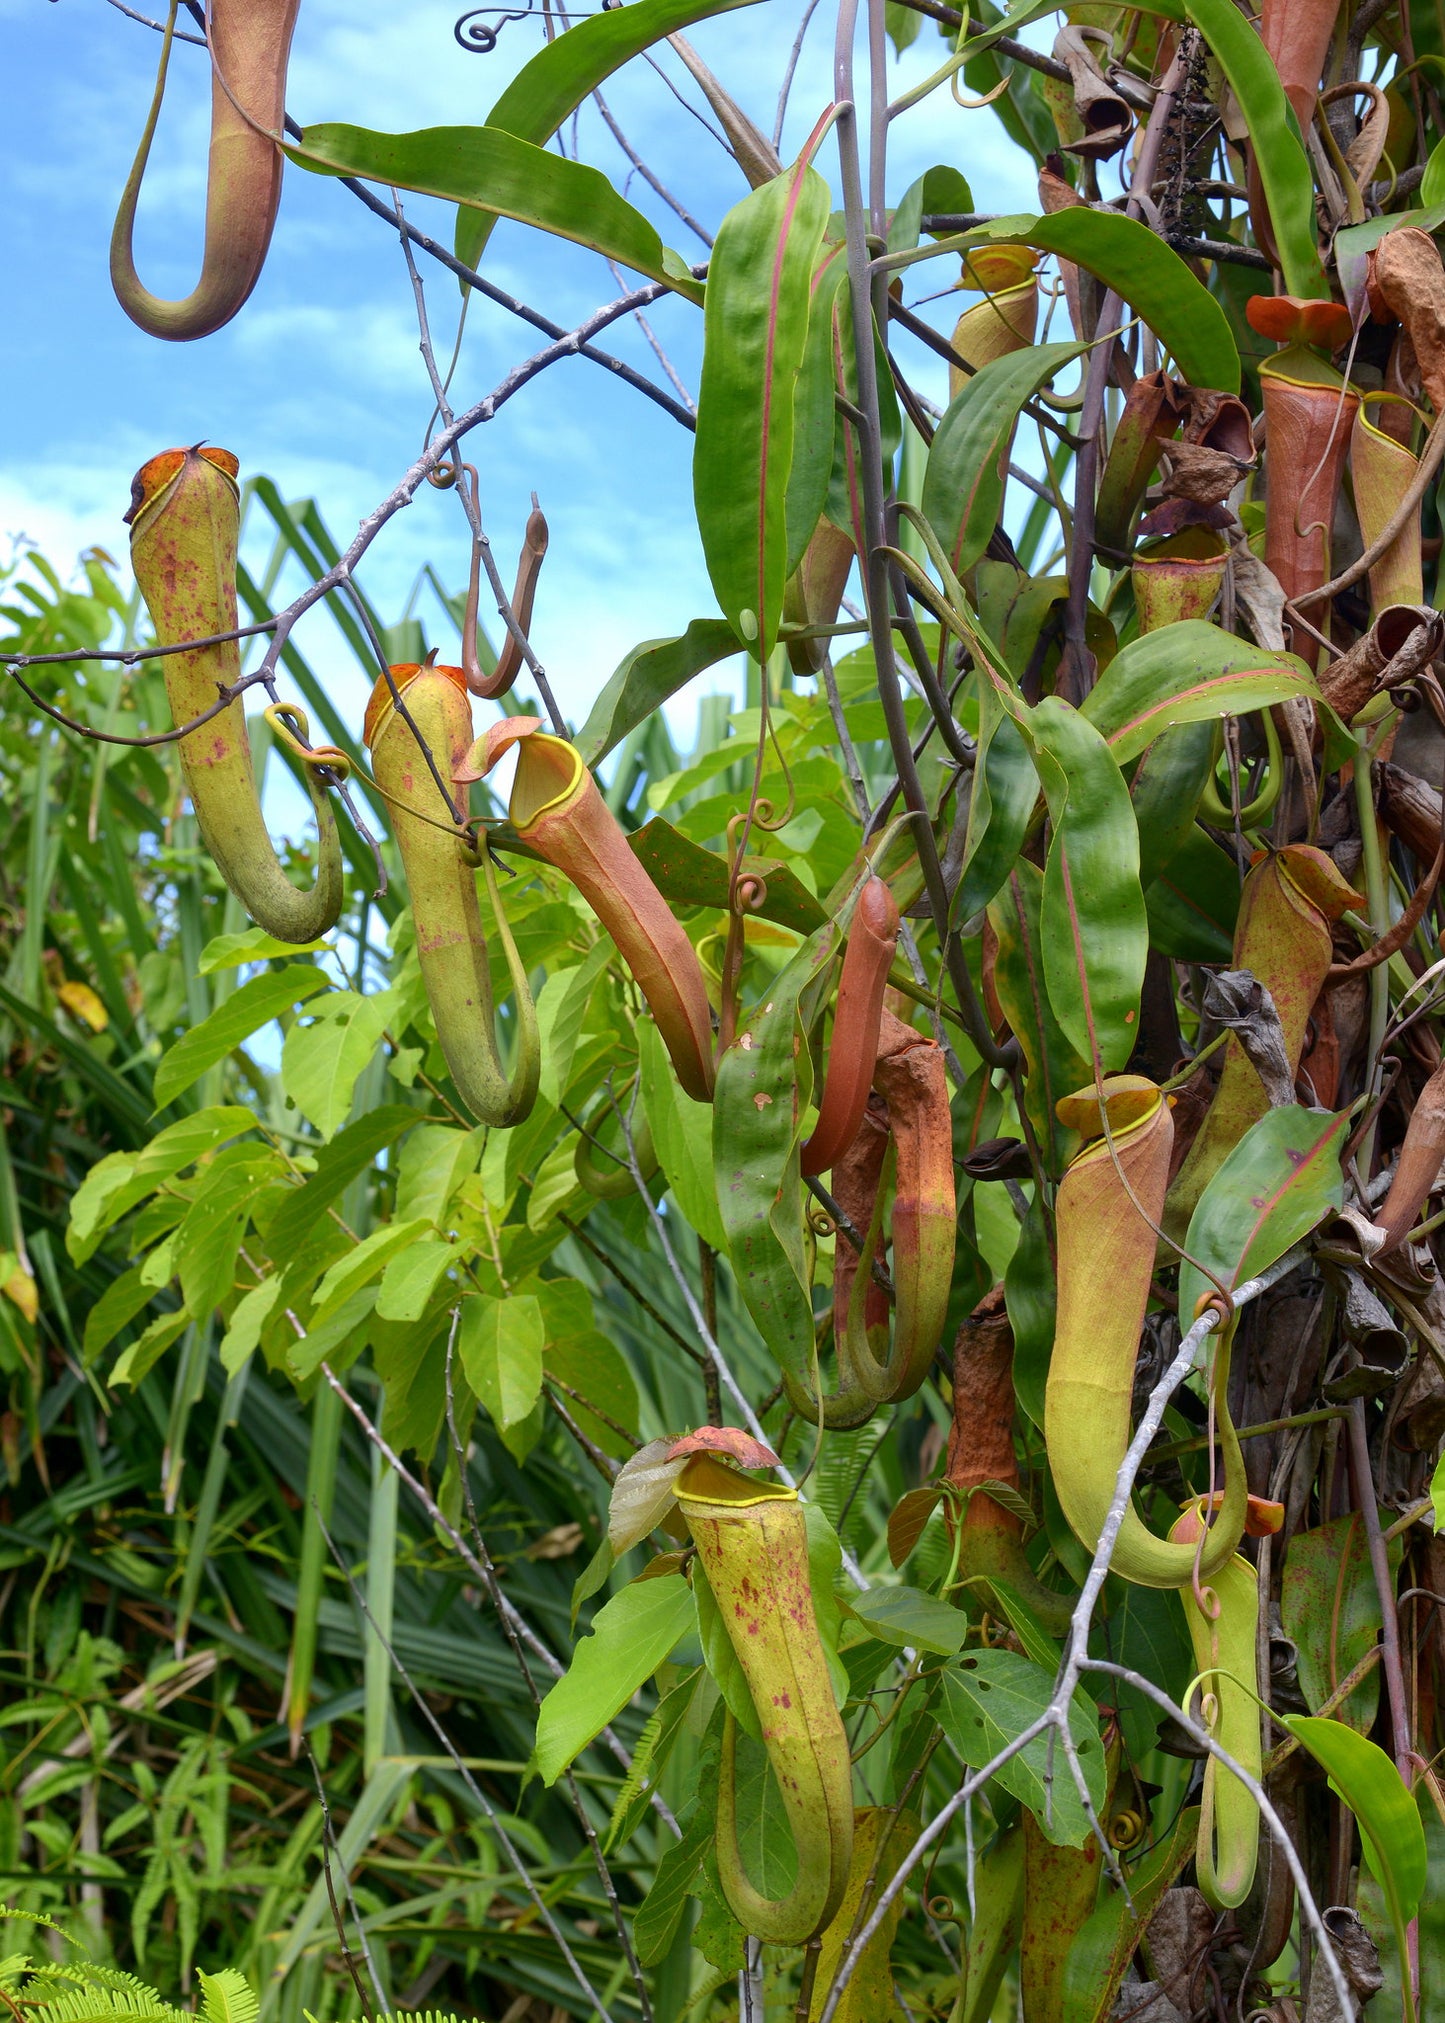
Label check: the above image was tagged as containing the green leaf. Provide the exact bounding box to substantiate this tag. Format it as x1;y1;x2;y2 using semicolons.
1357;1789;1445;2021
293;123;703;303
639;1018;728;1250
888;164;975;255
605;1671;699;1854
198;1968;258;2023
219;1276;280;1375
1143;824;1239;964
198;927;330;974
955;0;1183;67
988;862;1088;1176
152;967;329;1111
375;1239;459;1324
1004;1187;1058;1429
281;989;395;1139
923;341;1088;574
394;1124;483;1225
1282;1715;1427;1927
286;1286;379;1383
69;1106;258;1261
110;1310;191;1388
1080;621;1318;765
575;621;742;767
713;929;834;1386
312;1217;433;1313
848;1584;969;1654
694;155;832;655
1183;0;1327;300
531;1572;696;1784
633;1806;710;1965
629;818;827;933
174;1148;286;1321
459;1291;545;1430
785;247;849;575
535;943;614;1108
1178;1106;1348;1322
956;695;1039;921
458;0;763;271
82;1265;155;1366
1027;695;1148;1073
1281;1514;1398;1732
254;1106;417;1249
966;208;1241;391
1130;723;1219;893
937;1649;1106;1847
545;1326;639;1460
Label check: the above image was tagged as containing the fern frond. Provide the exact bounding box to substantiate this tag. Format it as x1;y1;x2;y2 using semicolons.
198;1968;258;2023
28;1987;188;2023
0;1909;79;1949
26;1966;161;1997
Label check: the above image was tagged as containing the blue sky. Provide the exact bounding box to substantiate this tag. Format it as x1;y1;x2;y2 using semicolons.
3;0;1042;744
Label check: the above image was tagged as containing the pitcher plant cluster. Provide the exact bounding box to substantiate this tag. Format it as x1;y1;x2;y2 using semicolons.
20;0;1445;2015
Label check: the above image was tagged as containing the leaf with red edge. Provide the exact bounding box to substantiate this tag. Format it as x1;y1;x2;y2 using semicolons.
665;1426;782;1470
1178;1104;1348;1323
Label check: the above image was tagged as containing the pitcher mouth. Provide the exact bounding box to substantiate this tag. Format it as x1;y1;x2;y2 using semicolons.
125;443;240;527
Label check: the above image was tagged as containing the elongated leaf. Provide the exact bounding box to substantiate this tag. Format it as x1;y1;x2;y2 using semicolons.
175;1148;286;1320
937;1650;1106;1847
1081;621;1317;765
694;155;832;654
639;1018;729;1251
1144;824;1239;963
458;0;763;270
1184;0;1328;300
713;929;834;1385
292;124;702;303
1027;697;1148;1073
152;967;329;1111
254;1105;417;1247
1282;1514;1397;1733
988;860;1088;1174
1282;1714;1427;1921
963;209;1239;391
576;620;741;766
956;690;1039;920
1178;1106;1348;1322
629;819;826;934
923;341;1088;573
531;1573;696;1784
82;1263;154;1365
1130;723;1218;892
312;1217;432;1312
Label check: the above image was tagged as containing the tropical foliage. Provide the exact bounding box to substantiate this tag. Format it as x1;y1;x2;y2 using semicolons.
11;0;1445;2018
